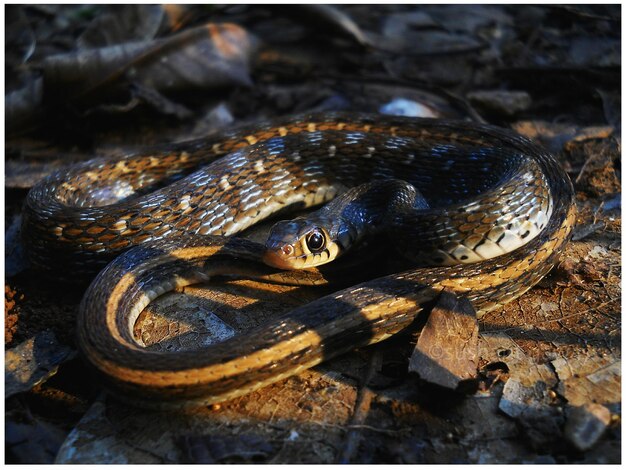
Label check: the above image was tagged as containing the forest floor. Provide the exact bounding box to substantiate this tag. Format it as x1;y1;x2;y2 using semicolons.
5;5;621;463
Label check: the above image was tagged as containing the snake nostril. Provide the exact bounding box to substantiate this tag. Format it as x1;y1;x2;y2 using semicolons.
282;245;294;256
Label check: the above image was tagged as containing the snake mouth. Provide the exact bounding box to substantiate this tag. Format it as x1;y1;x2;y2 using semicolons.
262;247;300;270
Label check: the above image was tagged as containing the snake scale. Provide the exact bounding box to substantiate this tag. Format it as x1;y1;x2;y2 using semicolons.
22;112;576;408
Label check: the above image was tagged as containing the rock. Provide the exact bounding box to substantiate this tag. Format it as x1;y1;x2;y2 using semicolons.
467;90;532;116
409;291;478;390
499;379;556;419
564;403;611;451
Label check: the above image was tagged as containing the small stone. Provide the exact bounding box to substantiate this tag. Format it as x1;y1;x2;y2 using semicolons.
564;403;611;451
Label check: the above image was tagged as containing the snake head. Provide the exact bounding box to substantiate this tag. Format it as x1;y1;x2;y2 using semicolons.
263;218;339;269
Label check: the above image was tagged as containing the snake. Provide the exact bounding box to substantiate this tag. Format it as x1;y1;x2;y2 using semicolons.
263;179;431;269
22;112;576;408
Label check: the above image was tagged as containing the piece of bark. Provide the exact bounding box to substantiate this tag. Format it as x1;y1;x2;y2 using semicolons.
409;291;479;390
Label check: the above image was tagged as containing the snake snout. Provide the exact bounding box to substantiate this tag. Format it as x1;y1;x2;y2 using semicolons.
264;221;296;268
263;219;310;269
262;244;297;269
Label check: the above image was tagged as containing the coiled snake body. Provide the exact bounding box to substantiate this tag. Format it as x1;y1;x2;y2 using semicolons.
22;112;576;408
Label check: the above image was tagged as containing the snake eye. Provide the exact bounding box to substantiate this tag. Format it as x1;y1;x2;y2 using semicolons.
305;229;326;253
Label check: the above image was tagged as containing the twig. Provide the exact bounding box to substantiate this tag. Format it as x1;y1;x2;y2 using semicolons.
574;152;597;184
337;348;384;463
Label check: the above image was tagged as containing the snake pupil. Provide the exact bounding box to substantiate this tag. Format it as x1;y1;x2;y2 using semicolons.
306;230;325;252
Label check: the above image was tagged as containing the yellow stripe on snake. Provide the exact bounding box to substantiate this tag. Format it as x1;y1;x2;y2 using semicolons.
22;112;576;408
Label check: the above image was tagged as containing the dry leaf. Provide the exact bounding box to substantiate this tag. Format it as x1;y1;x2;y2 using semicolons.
5;330;75;398
78;5;169;49
42;23;257;105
